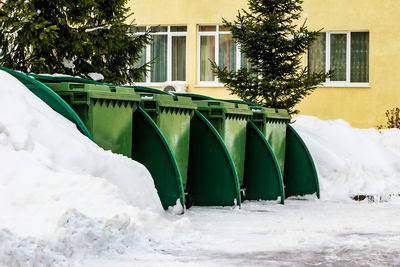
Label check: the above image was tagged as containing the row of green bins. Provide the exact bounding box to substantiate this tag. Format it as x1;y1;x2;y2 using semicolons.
200;98;319;202
192;98;286;203
172;93;283;203
134;89;242;207
44;82;140;158
32;79;187;211
40;82;188;210
22;71;319;204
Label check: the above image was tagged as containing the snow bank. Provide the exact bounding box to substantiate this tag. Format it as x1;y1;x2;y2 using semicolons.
293;116;400;200
0;70;188;265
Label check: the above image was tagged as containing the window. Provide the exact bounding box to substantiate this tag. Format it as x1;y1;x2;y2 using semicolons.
308;32;369;85
134;26;187;83
198;25;249;84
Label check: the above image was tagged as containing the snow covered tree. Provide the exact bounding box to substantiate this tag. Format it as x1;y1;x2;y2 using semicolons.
212;0;330;114
0;0;149;84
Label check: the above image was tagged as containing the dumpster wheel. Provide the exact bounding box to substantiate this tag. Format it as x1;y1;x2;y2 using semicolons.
240;188;246;203
185;192;194;209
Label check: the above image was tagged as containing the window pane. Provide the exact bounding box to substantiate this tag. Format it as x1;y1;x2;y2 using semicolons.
172;36;186;81
151;35;167;82
134;47;147;82
351;32;369;82
200;35;215;81
132;26;146;33
308;33;326;74
240;52;250;69
219;34;236;72
219;25;231;32
150;26;168;32
330;34;347;81
199;26;216;32
170;26;187;32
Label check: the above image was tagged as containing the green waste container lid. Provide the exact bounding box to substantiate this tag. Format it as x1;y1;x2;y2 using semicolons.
139;93;197;110
133;86;169;95
173;92;215;101
45;82;141;102
194;100;253;117
221;99;261;107
28;73;101;85
249;106;291;120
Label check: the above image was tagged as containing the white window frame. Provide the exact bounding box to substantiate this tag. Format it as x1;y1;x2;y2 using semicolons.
197;25;245;86
315;31;370;87
135;25;187;86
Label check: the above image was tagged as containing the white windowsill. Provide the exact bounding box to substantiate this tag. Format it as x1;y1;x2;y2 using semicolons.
319;82;370;88
195;82;371;88
134;82;370;88
194;82;226;88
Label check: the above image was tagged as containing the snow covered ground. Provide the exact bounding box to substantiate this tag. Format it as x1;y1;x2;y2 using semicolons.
83;199;400;266
1;70;400;266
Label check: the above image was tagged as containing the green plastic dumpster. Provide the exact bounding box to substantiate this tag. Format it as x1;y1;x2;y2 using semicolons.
132;107;186;211
137;93;197;208
194;100;253;186
248;106;320;199
44;82;140;158
186;110;242;206
243;121;285;203
250;107;291;175
213;100;285;203
284;125;320;198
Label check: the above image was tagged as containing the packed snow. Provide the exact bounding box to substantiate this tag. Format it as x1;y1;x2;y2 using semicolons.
1;69;400;266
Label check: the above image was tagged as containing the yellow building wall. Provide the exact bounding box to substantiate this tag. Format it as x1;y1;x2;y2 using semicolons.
129;0;399;128
130;0;246;101
299;0;400;128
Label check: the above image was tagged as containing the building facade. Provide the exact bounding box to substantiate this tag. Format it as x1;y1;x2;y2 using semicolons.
129;0;399;128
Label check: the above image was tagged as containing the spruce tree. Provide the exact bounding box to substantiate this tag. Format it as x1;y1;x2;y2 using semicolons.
212;0;330;114
0;0;149;84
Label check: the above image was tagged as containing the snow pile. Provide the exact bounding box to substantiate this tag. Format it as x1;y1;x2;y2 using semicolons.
293;116;400;200
0;70;187;265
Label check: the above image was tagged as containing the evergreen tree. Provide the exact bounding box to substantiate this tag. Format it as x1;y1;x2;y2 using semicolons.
212;0;330;114
0;0;149;84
